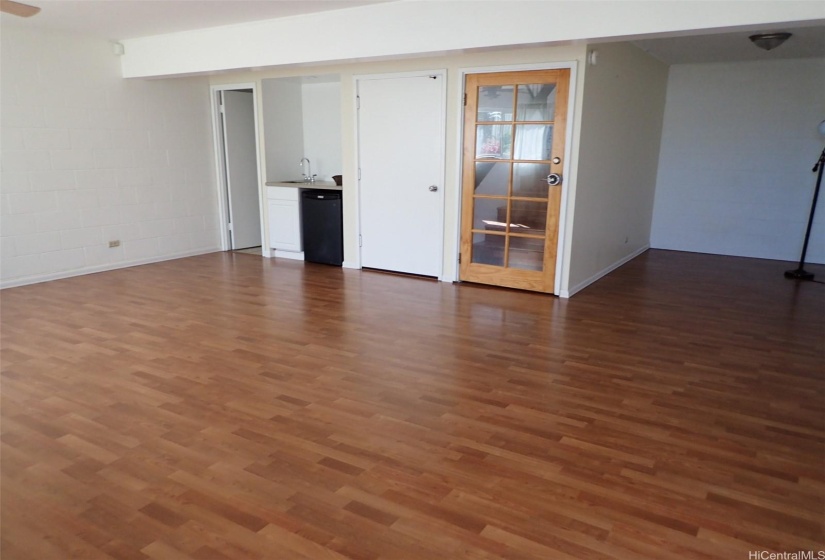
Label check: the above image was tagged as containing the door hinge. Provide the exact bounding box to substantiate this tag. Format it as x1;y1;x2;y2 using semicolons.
227;222;233;231
219;103;225;114
356;95;360;110
458;253;462;264
358;234;363;247
463;93;467;106
358;168;362;181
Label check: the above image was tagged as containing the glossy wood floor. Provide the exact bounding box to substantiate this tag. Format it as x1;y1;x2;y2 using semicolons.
2;250;823;559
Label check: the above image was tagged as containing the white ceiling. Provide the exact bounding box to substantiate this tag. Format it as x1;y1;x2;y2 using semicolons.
0;0;396;41
633;24;825;64
1;0;823;65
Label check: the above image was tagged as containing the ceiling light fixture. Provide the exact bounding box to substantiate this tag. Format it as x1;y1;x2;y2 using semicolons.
749;32;792;51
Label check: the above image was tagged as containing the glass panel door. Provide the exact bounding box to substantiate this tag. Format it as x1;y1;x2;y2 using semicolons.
460;69;570;293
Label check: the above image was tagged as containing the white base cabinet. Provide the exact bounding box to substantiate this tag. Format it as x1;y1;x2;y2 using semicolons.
267;187;302;253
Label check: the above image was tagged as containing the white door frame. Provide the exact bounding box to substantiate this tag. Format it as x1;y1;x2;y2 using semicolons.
455;62;579;295
209;83;266;254
354;69;448;280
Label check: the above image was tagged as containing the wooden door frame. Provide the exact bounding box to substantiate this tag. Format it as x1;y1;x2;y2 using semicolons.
454;62;579;295
353;69;448;280
209;83;266;255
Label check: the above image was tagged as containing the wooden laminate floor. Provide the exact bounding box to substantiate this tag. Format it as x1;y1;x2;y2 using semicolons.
1;250;823;559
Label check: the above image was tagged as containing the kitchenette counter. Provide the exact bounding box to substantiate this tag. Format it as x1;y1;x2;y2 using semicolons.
266;181;342;191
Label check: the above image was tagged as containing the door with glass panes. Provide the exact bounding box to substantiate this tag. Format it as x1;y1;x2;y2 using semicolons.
460;69;570;293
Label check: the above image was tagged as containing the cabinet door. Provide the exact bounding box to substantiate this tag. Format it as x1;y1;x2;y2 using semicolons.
268;186;299;201
268;199;302;252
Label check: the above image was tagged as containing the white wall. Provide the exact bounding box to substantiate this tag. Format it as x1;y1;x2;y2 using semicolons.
565;42;669;295
650;58;825;264
261;80;342;182
302;82;342;181
0;27;220;288
120;1;825;78
260;79;304;182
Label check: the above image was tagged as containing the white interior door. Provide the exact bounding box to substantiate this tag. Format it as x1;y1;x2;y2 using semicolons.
358;73;445;277
222;90;261;250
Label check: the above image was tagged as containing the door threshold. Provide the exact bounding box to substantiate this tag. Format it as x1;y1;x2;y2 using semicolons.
232;246;263;256
362;267;438;281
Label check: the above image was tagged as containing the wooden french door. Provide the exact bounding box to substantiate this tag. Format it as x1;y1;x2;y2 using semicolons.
460;69;570;293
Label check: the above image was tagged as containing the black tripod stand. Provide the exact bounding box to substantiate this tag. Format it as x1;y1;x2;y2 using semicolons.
785;145;825;281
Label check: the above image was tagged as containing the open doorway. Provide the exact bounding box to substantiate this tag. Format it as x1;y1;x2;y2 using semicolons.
211;84;264;253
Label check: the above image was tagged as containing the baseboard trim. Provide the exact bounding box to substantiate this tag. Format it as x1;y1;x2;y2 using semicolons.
560;245;649;298
342;261;359;270
1;247;221;290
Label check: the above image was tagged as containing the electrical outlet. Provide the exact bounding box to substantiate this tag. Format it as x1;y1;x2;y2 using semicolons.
108;240;121;248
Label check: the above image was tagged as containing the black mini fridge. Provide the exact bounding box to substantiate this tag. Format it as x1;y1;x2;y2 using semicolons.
301;190;343;266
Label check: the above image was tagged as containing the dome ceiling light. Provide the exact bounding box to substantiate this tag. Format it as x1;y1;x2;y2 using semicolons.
749;32;792;51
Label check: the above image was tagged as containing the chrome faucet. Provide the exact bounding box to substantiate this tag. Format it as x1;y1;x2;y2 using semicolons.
299;157;316;183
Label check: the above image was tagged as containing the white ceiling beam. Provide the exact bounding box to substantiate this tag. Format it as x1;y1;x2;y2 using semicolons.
120;0;825;78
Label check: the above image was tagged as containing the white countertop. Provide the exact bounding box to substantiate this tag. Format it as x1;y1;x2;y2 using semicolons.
266;181;342;191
